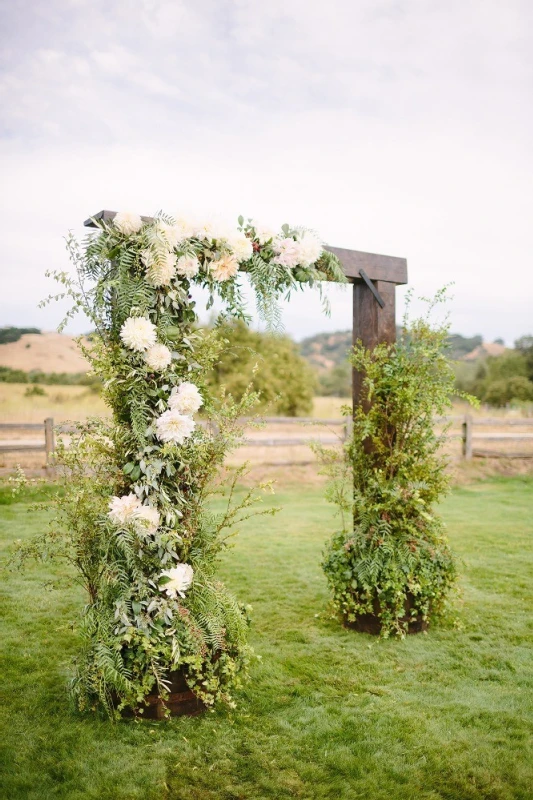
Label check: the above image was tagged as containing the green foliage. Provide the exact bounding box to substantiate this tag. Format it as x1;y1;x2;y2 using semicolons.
483;375;533;406
0;325;41;344
208;320;315;416
0;365;100;388
2;479;533;798
464;349;533;405
316;291;470;637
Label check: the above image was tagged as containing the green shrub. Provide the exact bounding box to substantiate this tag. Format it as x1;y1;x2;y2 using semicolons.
208;320;315;416
24;385;46;397
0;326;40;344
316;292;469;637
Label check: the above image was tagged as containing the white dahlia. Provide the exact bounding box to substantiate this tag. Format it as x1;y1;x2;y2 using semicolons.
155;409;196;444
120;316;157;352
142;249;177;287
159;563;194;599
108;493;141;526
210;254;239;282
133;505;160;535
227;233;253;262
176;255;200;279
296;230;322;267
169;381;203;415
113;211;143;236
253;223;277;245
145;343;172;371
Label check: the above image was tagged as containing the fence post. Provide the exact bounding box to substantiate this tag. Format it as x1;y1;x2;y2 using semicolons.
343;415;353;442
44;417;55;477
462;414;473;460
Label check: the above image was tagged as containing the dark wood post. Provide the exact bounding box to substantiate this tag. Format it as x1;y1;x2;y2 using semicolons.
462;414;473;460
325;246;408;409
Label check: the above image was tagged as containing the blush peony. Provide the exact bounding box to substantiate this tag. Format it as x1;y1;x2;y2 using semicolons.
272;236;302;269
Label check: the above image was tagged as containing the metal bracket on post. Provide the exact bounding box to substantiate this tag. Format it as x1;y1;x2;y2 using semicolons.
358;268;385;308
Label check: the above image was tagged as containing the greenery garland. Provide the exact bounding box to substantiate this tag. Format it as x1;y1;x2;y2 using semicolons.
16;211;343;717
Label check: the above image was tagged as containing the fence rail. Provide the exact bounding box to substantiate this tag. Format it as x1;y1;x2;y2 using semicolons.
1;415;532;473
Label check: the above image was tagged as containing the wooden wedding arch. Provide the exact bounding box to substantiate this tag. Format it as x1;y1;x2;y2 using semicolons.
85;210;408;407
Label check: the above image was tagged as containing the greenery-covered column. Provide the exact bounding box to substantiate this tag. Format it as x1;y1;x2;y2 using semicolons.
32;211;342;716
319;294;469;637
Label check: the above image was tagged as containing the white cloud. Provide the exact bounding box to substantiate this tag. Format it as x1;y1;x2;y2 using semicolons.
0;0;532;345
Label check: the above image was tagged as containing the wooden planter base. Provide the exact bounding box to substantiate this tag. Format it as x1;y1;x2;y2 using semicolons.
344;594;429;636
119;669;206;719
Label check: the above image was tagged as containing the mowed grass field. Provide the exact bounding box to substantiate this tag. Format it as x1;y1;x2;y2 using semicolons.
1;477;532;800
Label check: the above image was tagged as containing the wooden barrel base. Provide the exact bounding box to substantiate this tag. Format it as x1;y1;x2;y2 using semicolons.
118;669;206;719
343;594;429;636
344;613;428;635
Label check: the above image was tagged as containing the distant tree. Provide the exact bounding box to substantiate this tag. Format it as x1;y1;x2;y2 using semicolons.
484;376;533;406
493;337;505;346
0;326;41;344
515;335;533;382
318;362;351;397
209;320;315;416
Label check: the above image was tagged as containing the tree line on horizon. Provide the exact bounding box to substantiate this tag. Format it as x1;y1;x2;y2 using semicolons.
1;325;533;411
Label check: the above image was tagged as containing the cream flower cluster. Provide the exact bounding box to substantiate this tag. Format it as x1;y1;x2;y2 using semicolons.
272;230;322;269
155;381;202;445
159;563;194;599
141;249;177;288
119;317;172;373
108;494;160;534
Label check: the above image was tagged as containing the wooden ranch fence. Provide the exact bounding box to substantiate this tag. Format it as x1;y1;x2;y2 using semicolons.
1;416;533;475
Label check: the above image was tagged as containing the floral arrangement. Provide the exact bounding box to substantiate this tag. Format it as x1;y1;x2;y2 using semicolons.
25;210;343;717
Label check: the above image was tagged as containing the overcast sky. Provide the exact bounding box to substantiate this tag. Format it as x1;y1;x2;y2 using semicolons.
1;0;532;344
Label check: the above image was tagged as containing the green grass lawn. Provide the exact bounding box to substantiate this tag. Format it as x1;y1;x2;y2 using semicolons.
1;476;532;800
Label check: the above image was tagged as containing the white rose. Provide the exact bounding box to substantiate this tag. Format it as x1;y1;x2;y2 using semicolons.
155;409;196;444
169;382;203;415
145;344;172;372
209;254;239;282
113;211;143;236
272;237;302;269
253;223;277;245
120;316;158;352
108;493;141;526
133;505;160;535
296;230;322;267
227;233;253;262
160;563;194;599
176;255;200;279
